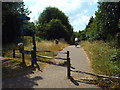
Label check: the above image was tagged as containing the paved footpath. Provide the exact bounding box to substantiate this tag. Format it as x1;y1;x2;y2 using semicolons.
3;45;101;88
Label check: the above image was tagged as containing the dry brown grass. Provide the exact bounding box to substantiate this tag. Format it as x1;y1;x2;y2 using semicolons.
2;39;68;79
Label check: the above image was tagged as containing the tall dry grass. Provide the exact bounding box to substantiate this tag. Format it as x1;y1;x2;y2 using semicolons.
80;41;120;88
2;37;69;79
81;41;120;76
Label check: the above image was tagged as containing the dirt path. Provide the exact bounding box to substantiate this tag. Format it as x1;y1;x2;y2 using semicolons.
2;45;101;88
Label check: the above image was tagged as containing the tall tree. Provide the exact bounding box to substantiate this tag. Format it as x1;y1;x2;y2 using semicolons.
38;7;73;43
84;2;120;41
2;2;31;43
45;19;69;41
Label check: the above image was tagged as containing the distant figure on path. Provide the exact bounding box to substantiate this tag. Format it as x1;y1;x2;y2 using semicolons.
55;39;59;45
75;38;79;47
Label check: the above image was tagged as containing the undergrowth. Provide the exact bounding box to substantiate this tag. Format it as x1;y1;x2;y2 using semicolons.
2;36;68;79
80;41;120;89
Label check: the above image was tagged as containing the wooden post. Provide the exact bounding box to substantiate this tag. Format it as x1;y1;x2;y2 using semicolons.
22;48;25;65
67;51;71;79
13;49;15;58
32;31;37;65
31;51;35;67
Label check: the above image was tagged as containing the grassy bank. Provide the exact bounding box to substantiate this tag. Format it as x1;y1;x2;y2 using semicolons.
2;36;68;79
80;41;120;88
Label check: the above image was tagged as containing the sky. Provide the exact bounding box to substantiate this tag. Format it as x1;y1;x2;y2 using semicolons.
23;0;99;32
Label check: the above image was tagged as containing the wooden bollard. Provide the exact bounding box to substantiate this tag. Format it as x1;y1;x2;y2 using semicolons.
13;49;15;58
17;43;25;65
22;50;25;64
67;57;71;79
67;51;71;79
31;51;37;67
31;51;34;67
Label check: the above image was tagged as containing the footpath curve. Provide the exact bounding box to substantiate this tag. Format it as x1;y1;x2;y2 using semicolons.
3;45;101;88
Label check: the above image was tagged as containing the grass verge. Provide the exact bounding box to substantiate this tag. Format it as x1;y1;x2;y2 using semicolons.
80;41;120;89
2;36;68;79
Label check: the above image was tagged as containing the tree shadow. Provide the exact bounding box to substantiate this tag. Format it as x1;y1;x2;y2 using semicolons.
2;75;43;88
2;58;44;88
2;61;42;80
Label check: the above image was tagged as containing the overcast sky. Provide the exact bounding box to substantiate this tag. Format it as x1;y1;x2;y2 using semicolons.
23;0;98;32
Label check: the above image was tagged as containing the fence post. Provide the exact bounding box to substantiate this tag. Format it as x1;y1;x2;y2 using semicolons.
22;49;25;65
31;30;37;66
31;51;36;67
67;51;71;79
13;49;15;58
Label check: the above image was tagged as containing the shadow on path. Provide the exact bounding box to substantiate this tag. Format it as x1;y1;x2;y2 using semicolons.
69;76;98;86
37;59;67;67
70;76;79;86
37;59;76;70
2;75;43;88
77;78;98;85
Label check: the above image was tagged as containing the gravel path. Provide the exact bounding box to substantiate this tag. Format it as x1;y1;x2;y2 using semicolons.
2;45;101;88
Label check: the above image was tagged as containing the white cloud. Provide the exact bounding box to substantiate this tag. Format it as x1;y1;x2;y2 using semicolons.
24;0;98;31
70;13;90;31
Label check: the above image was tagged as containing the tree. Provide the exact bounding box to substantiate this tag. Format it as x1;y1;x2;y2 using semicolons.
45;19;69;41
2;2;31;44
84;2;120;41
86;16;94;29
37;7;73;43
24;22;36;36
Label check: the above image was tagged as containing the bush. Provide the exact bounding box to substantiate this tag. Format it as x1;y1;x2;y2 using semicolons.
110;49;120;62
35;36;43;42
115;32;120;47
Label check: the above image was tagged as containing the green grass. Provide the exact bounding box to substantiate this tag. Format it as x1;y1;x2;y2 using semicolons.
2;36;68;79
80;41;120;88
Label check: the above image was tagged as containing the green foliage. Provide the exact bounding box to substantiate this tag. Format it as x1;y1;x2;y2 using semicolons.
37;7;73;44
110;49;120;62
83;2;120;42
24;22;36;36
115;32;120;47
45;19;69;41
2;2;31;44
38;7;69;27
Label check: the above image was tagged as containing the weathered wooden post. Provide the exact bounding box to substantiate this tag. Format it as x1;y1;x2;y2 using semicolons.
13;49;15;58
22;47;25;65
67;51;71;79
18;43;25;65
31;51;35;67
31;30;37;67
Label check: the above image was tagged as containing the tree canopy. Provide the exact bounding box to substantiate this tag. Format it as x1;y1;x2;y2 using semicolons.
2;2;31;44
37;7;73;44
81;2;120;41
